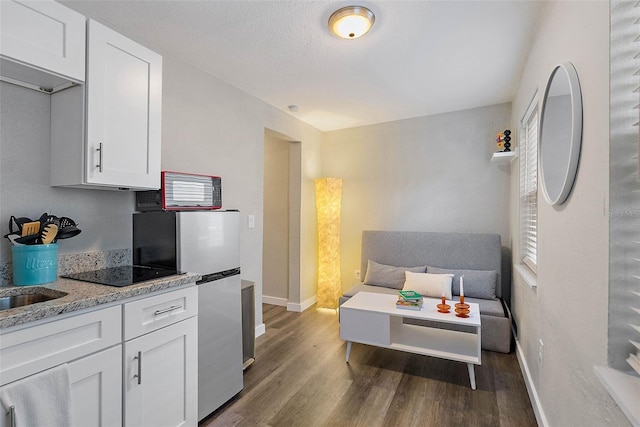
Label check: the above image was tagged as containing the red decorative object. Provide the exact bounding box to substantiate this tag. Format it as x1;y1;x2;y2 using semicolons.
437;296;451;313
455;295;470;318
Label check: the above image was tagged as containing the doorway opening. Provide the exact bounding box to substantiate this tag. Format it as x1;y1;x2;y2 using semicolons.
262;129;301;307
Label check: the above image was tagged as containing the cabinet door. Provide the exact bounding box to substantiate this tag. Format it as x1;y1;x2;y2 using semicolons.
0;0;85;81
85;19;162;190
0;345;122;427
124;317;197;427
69;345;122;427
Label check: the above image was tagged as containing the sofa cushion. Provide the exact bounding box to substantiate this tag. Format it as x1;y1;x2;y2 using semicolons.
462;296;505;317
363;260;426;289
427;266;497;300
402;271;453;300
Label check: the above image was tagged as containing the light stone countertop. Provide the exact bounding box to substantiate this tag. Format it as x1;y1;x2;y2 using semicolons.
0;272;201;330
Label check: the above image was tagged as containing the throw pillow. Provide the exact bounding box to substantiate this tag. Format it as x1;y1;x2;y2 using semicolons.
426;266;498;299
363;260;426;289
402;271;453;300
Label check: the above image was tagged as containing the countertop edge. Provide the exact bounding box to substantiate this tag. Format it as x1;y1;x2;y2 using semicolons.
0;272;201;330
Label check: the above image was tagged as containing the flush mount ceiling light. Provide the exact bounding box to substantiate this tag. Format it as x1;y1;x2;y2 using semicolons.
328;5;375;39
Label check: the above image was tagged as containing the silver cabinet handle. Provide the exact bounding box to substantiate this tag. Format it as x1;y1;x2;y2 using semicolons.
96;143;103;172
133;351;142;385
154;305;182;316
8;405;15;427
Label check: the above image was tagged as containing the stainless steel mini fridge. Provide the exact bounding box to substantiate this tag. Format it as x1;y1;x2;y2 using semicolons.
133;210;243;421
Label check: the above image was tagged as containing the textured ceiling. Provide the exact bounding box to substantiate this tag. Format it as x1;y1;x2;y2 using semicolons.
61;0;543;132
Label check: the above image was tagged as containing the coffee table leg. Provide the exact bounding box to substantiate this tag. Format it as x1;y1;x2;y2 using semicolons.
346;341;352;363
467;363;476;390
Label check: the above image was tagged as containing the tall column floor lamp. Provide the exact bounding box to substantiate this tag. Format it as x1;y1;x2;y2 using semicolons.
314;177;342;309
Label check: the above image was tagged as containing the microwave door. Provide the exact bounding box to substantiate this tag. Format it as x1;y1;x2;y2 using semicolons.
176;211;240;275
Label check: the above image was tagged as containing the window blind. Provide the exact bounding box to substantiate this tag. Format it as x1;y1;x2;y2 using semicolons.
595;3;640;424
626;0;640;377
519;101;538;273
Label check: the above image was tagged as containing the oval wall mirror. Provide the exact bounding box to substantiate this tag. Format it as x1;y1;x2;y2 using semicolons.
539;62;583;206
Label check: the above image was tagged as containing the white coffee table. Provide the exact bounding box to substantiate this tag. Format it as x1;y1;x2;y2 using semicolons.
340;291;482;389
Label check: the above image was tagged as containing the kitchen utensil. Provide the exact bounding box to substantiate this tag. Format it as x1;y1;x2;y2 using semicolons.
55;217;81;241
41;223;58;244
55;227;81;241
21;221;40;237
4;233;24;246
14;234;39;245
38;213;59;230
58;217;76;229
9;216;32;235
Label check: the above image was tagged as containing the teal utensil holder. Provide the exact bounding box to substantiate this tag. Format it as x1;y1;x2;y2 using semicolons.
12;244;58;286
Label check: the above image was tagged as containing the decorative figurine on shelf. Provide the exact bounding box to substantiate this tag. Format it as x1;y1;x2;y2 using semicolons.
496;129;512;152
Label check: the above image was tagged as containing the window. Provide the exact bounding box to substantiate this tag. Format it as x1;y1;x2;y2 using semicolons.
519;96;538;274
595;2;640;424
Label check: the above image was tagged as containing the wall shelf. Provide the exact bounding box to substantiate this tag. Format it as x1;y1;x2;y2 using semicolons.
491;150;518;163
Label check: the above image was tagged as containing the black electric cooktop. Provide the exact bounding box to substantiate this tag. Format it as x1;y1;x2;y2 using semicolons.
62;265;183;287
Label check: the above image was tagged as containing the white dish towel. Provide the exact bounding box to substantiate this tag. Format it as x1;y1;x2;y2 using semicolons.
0;364;71;427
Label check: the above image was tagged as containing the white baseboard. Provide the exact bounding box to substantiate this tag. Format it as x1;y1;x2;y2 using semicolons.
515;339;549;427
262;295;288;306
262;295;316;312
255;323;265;338
286;295;317;312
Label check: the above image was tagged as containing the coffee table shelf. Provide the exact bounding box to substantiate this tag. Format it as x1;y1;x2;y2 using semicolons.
389;321;480;364
340;292;481;389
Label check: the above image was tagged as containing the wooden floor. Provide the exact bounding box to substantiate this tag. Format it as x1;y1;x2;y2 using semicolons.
202;304;537;427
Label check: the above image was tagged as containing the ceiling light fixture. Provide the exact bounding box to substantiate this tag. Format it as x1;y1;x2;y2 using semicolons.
328;6;375;39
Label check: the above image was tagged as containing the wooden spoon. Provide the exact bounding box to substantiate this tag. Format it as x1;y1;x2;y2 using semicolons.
41;224;58;244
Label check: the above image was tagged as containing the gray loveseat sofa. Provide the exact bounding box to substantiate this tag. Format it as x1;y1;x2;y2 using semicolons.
339;230;512;353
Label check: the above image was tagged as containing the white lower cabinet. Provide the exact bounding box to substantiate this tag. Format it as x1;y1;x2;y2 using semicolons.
0;306;122;427
0;286;198;427
124;316;198;427
69;345;122;427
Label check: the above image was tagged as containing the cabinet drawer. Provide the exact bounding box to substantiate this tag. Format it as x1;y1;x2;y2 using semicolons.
0;305;121;386
124;287;197;341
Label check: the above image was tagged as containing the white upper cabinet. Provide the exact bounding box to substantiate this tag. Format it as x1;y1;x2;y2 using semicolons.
0;0;85;90
51;19;163;191
84;19;162;190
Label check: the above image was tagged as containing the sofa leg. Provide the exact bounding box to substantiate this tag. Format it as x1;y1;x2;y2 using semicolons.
345;341;352;363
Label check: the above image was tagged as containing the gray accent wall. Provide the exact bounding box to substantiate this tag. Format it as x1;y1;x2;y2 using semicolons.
321;103;512;291
0;82;135;261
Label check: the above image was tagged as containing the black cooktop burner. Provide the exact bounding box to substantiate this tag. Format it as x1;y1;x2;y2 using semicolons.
62;265;183;287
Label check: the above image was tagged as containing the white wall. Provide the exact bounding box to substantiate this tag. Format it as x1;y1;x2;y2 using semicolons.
263;130;290;301
158;55;323;328
322;103;512;290
509;1;629;425
0;50;323;331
